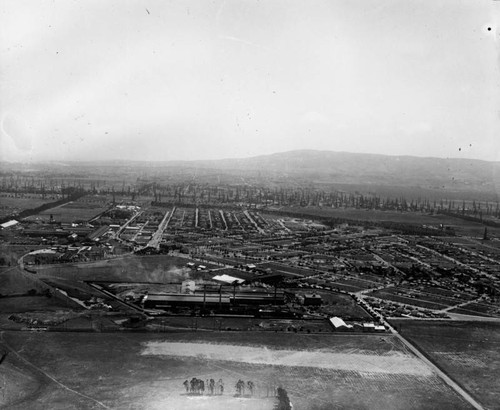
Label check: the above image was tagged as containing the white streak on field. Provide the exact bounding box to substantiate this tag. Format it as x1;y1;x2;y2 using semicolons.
141;342;432;376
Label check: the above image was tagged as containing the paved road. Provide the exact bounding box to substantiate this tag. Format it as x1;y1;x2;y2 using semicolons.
115;210;143;239
146;206;175;250
219;210;228;231
244;210;265;234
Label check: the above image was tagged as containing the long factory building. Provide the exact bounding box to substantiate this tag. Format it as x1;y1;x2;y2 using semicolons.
143;291;285;310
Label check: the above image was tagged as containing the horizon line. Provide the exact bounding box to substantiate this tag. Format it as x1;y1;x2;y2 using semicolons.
1;149;499;165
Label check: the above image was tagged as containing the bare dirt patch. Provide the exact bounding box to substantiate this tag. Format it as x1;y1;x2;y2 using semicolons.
142;341;432;376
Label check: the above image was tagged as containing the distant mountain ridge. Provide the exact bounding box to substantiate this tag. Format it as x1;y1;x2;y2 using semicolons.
169;150;500;191
2;150;499;196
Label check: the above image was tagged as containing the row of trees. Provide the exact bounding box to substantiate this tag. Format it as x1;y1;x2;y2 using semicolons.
4;173;499;218
138;180;500;212
235;379;255;396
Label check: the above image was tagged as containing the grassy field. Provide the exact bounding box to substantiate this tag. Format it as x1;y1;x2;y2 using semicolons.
390;319;500;410
0;331;474;410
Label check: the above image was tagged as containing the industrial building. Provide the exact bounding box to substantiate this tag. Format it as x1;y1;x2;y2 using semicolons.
143;289;285;310
302;294;322;306
329;316;353;331
144;294;231;309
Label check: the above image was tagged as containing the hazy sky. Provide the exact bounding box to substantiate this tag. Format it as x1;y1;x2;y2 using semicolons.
1;0;499;162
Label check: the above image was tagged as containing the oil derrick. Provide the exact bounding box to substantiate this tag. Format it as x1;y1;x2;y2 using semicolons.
483;227;489;241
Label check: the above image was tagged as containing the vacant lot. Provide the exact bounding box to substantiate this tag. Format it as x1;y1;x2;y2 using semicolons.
0;331;474;410
391;319;500;410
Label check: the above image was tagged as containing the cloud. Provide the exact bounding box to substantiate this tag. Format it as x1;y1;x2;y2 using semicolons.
1;112;34;151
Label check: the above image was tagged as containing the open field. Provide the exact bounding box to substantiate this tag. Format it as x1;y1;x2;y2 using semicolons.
368;289;452;310
142;340;430;375
390;319;500;410
449;302;500;318
0;331;474;410
0;296;69;313
0;266;49;295
279;207;500;237
257;262;316;277
145;316;334;333
34;255;219;283
24;200;109;223
0;194;61;218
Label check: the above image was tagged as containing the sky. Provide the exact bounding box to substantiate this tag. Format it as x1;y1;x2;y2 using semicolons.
1;0;499;163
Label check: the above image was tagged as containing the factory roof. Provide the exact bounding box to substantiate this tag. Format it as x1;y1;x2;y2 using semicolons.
329;317;353;329
212;274;245;284
1;220;19;229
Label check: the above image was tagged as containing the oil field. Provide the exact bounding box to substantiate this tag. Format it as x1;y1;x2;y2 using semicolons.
2;151;500;409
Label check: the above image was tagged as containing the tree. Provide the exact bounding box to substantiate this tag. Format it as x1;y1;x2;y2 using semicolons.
247;381;255;396
275;387;292;410
236;379;245;396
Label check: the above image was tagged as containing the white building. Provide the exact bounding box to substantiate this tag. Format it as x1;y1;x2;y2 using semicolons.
329;317;353;330
181;280;196;294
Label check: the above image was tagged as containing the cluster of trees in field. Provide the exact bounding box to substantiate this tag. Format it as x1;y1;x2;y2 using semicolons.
182;378;224;395
235;379;255;396
181;378;289;401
